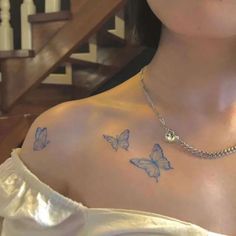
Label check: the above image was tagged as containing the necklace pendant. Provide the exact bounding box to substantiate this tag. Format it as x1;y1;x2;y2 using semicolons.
164;129;179;143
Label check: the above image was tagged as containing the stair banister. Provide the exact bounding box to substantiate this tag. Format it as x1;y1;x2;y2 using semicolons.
21;0;36;50
0;0;13;50
0;0;128;112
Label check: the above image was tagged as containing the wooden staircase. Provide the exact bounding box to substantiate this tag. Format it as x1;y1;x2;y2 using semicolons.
0;0;147;161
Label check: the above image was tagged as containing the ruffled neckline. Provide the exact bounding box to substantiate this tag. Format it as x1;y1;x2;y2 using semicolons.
9;148;227;235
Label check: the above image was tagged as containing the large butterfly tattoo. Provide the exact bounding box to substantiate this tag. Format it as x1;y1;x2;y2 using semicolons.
130;144;173;182
103;129;130;151
33;127;50;151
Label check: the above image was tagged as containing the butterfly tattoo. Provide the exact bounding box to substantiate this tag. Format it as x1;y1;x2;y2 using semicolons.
103;129;130;151
33;127;50;151
130;144;173;182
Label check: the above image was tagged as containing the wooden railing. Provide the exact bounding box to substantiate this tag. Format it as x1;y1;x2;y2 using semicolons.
0;0;129;111
0;0;63;51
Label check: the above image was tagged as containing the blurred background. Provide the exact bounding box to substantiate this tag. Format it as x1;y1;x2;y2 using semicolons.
0;0;156;162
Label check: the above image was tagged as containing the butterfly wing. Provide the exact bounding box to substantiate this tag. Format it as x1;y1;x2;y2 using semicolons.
41;128;48;144
103;134;119;151
35;127;41;140
117;129;130;151
33;128;50;151
150;144;173;170
130;158;160;182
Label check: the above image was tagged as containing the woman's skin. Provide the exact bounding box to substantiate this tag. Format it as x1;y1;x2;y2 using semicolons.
19;0;236;234
146;0;236;130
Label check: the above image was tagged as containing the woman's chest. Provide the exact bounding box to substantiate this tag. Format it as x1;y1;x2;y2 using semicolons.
67;146;236;235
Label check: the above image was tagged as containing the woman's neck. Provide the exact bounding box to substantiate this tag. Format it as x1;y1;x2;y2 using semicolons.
145;26;236;119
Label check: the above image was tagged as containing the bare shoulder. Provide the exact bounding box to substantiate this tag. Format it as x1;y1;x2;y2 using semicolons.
19;91;119;196
19;73;141;198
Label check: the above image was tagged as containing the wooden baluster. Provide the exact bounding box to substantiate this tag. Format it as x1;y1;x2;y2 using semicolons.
45;0;61;13
21;0;36;49
0;0;13;50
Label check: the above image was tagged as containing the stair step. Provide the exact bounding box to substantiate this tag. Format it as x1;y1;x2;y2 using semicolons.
0;82;74;116
29;10;72;53
28;10;72;23
96;44;146;67
31;21;69;53
65;57;110;70
71;44;146;99
72;64;118;99
97;29;126;47
0;50;34;59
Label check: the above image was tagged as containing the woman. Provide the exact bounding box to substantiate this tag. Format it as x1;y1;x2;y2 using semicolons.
0;0;235;235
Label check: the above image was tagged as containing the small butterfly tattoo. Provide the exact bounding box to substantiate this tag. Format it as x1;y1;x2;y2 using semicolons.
103;129;130;151
130;144;173;182
33;127;50;151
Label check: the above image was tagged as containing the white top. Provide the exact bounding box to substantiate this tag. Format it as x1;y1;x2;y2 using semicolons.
0;148;227;236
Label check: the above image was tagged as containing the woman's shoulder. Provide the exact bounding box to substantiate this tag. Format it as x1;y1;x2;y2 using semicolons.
17;89;123;196
18;73;141;198
20;88;117;152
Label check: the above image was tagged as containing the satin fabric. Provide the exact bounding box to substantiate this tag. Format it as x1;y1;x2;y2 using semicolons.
0;148;227;236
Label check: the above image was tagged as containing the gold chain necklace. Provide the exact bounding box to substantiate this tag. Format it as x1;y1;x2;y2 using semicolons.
139;66;236;159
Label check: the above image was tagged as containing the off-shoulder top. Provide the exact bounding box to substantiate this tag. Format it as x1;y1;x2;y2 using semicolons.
0;148;228;236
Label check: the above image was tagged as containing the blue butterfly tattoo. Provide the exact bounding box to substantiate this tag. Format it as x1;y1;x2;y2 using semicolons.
103;129;130;151
130;144;173;182
33;127;50;151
